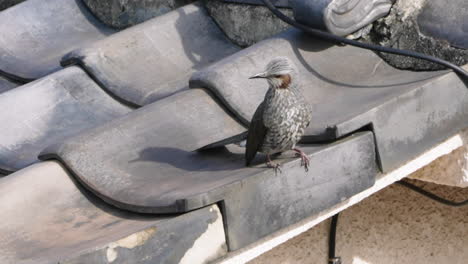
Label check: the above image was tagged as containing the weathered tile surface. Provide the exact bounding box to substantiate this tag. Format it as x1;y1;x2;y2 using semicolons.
222;132;377;250
62;3;240;106
0;66;131;173
0;75;18;94
40;89;247;213
40;105;376;249
0;0;115;81
418;0;468;49
0;161;226;264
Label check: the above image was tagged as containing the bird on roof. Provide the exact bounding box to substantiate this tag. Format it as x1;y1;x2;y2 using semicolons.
245;57;312;173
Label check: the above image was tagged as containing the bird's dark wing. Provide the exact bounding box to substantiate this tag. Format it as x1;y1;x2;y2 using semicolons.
245;102;267;166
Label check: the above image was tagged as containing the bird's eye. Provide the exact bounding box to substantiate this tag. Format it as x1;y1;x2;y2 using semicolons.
274;75;281;78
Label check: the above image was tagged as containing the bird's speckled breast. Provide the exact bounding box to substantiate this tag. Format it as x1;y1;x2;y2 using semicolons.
261;86;312;154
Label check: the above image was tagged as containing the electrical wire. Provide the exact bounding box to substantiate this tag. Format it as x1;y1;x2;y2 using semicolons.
326;181;467;264
328;213;341;264
259;0;468;81
397;180;468;207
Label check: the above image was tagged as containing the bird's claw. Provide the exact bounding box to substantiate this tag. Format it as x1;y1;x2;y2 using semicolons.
267;162;282;175
294;150;310;172
301;156;310;172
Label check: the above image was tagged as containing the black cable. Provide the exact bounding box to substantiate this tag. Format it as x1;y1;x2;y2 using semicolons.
328;213;341;264
397;180;468;207
260;0;468;81
325;181;466;264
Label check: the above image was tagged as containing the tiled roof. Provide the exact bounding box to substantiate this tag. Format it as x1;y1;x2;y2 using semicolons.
0;0;115;81
0;75;18;93
0;0;467;263
0;161;225;263
0;66;131;173
61;2;241;106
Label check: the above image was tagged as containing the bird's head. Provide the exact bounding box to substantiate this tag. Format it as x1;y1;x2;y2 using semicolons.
249;57;296;89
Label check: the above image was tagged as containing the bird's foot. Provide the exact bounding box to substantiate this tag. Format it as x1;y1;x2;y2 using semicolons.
266;161;282;174
293;148;310;172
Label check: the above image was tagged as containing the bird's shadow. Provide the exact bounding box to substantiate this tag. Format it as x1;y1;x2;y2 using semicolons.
128;146;247;172
128;146;293;172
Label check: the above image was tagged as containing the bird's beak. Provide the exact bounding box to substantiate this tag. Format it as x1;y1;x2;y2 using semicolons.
249;72;268;79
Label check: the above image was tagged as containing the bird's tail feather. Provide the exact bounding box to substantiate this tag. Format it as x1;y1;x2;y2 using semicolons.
197;131;248;150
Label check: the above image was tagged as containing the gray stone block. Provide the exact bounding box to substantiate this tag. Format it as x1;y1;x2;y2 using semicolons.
204;0;292;47
0;66;131;174
62;3;240;106
83;0;194;29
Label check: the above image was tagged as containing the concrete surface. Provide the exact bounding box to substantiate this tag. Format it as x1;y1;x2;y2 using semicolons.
410;128;468;187
250;180;468;264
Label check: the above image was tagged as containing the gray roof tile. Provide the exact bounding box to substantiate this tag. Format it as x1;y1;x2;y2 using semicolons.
418;0;468;49
0;66;131;173
0;75;18;94
0;161;225;264
40;89;247;213
0;0;115;81
62;3;240;106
